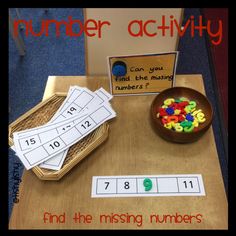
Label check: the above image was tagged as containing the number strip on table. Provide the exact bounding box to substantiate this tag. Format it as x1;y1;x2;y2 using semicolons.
91;175;205;197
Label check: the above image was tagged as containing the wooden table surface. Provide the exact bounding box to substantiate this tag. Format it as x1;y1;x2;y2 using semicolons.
9;75;228;229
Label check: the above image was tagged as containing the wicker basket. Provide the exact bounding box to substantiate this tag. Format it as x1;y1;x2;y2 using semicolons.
8;93;109;181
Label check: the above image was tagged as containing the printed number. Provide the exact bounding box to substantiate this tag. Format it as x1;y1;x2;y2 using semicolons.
67;107;76;115
81;120;92;129
143;178;153;191
25;138;36;146
49;141;60;149
183;180;193;189
124;182;130;189
104;182;109;190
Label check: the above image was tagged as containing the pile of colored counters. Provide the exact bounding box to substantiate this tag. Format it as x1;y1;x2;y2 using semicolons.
156;97;206;132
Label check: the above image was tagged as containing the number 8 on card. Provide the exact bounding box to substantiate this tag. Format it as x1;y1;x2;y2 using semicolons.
117;179;137;193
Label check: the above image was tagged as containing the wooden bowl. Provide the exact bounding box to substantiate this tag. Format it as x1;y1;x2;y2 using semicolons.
150;87;213;143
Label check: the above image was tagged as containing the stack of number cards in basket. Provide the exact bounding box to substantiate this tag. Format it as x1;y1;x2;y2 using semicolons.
11;86;116;171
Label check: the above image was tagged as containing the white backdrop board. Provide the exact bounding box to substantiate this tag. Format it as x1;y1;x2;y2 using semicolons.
84;8;183;75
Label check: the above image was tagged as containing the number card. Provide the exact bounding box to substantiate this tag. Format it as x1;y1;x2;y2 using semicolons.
91;174;205;198
107;52;178;96
13;104;116;170
39;87;113;170
49;86;84;122
11;86;116;170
